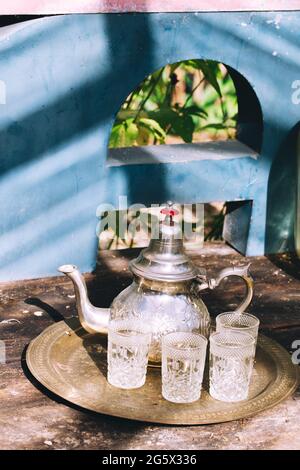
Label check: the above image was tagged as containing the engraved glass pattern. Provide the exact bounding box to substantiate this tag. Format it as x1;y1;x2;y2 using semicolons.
162;332;207;403
107;320;151;389
216;312;259;344
209;331;256;402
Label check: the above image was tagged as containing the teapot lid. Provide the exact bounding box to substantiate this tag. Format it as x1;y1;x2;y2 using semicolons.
129;202;199;282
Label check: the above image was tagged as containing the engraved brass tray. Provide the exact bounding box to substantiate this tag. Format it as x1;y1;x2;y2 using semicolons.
26;318;299;425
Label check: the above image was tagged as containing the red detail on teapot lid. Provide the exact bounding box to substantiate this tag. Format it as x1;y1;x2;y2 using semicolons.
161;202;179;218
160;208;179;217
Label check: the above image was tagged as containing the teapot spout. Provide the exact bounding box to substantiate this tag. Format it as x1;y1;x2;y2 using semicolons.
58;264;109;335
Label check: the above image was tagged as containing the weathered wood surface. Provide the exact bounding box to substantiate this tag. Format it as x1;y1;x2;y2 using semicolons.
0;243;299;450
0;0;299;14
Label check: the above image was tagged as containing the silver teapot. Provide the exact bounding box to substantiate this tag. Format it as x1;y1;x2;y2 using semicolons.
58;204;253;363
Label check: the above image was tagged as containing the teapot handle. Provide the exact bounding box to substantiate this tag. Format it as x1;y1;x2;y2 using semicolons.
196;263;254;314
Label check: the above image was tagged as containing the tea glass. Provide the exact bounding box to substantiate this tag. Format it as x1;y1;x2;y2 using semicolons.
216;311;260;345
107;320;151;389
209;331;255;402
162;332;208;403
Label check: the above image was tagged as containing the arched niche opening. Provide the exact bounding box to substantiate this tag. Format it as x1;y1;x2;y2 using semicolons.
107;59;263;157
102;60;263;253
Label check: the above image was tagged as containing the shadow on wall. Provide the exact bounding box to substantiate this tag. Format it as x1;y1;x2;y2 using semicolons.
1;12;300;280
0;14;155;279
227;65;263;153
266;122;300;254
0;15;43;27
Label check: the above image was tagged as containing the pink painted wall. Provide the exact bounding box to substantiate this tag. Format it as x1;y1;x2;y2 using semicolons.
0;0;299;15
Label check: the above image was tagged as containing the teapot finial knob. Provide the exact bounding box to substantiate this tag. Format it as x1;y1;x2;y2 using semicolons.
161;201;179;223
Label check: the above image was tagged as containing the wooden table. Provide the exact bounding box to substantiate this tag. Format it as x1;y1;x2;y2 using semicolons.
0;243;299;450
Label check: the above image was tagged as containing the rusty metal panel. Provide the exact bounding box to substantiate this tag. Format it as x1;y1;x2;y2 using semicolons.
223;201;253;255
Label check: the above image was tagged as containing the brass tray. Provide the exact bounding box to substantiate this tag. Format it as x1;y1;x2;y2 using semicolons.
26;318;299;425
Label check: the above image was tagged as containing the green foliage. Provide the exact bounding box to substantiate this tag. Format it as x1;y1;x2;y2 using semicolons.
109;59;238;148
103;60;237;248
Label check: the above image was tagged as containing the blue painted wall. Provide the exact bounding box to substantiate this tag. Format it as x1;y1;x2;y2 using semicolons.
0;12;299;280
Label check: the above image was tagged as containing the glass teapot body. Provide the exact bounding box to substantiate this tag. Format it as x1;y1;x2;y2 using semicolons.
109;203;253;363
58;204;253;349
110;277;210;363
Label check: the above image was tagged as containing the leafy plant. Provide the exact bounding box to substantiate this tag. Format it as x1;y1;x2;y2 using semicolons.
109;59;237;148
102;60;237;249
